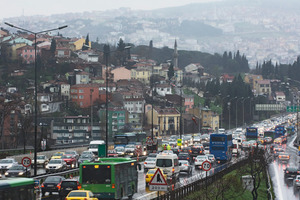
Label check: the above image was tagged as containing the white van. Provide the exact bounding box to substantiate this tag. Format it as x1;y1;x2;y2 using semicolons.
155;152;180;180
88;140;105;155
232;139;241;156
218;128;225;134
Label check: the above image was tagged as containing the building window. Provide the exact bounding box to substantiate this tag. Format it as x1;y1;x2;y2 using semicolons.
80;102;83;106
79;95;84;99
79;89;84;93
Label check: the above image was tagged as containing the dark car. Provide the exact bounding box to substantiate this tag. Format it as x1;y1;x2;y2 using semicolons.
78;154;95;165
181;147;192;155
178;153;192;164
171;147;180;155
284;167;300;180
4;165;30;177
190;145;204;157
41;175;65;196
58;179;81;199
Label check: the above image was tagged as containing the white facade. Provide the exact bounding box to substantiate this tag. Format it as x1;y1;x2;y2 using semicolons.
61;83;70;99
155;84;172;97
76;73;90;84
77;51;99;62
124;99;144;113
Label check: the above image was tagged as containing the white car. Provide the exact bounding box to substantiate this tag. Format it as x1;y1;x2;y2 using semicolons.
124;144;135;155
207;154;216;165
144;157;156;172
115;146;125;156
179;160;192;174
31;155;49;167
45;159;67;173
0;158;18;171
204;146;210;154
194;155;209;169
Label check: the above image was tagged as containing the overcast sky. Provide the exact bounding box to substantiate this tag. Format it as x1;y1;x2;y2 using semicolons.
1;0;219;20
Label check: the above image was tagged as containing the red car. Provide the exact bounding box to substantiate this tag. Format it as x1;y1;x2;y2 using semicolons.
61;154;77;168
107;150;118;157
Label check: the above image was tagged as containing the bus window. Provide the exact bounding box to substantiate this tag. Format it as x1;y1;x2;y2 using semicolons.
211;146;225;151
82;165;111;184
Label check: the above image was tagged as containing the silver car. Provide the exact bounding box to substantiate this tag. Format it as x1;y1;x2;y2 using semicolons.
0;158;18;171
144;157;156;172
45;159;67;173
179;160;192;175
294;175;300;189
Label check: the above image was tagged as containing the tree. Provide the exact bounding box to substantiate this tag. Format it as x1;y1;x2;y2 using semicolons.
168;63;174;80
148;40;153;59
50;39;56;54
82;34;90;50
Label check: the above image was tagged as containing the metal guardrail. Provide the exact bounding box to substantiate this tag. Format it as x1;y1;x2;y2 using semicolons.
151;158;250;200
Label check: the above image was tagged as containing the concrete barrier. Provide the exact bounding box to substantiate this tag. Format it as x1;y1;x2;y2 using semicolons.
9;146;88;163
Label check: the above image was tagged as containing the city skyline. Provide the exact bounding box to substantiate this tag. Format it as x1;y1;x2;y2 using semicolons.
0;0;220;20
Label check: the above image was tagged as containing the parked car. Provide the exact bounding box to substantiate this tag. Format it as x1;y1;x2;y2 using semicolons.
4;165;30;177
41;175;65;196
65;190;98;200
31;155;49;167
178;153;192;164
284;167;300;180
144;157;157;172
64;151;79;160
179;160;192;175
115;146;125;157
61;154;77;168
194;155;209;169
78;154;95;165
145;168;167;185
46;159;67;173
0;158;18;171
58;179;82;199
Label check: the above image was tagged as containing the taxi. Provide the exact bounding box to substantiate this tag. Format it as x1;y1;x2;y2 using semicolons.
51;152;65;159
145;168;167;185
65;190;98;200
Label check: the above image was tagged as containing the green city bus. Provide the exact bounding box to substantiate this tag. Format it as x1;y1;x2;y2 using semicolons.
79;157;141;199
0;177;36;200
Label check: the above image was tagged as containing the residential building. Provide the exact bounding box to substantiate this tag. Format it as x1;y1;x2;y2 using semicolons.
77;51;99;62
60;83;70;100
76;71;90;85
98;107;128;140
131;68;151;84
184;95;194;112
51;115;101;144
155;83;172;97
70;84;100;108
256;79;271;96
111;67;131;82
201;107;219;131
275;91;286;103
146;107;180;136
55;47;71;58
71;38;91;51
244;74;263;92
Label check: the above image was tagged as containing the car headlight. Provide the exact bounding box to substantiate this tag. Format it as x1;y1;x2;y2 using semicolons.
18;172;24;175
45;165;49;169
5;172;8;175
7;164;12;168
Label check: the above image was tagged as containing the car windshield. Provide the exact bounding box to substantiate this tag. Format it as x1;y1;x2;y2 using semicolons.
197;156;207;160
68;192;87;197
179;160;188;164
146;158;156;161
37;156;46;159
45;176;62;182
147;169;156;174
61;181;77;187
80;155;91;159
62;155;72;159
0;159;13;163
115;147;125;151
82;151;92;155
65;152;75;155
53;153;63;156
49;159;62;164
156;159;172;167
125;145;135;148
9;165;24;170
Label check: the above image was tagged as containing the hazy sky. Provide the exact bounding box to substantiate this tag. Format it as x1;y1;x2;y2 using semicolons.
1;0;219;20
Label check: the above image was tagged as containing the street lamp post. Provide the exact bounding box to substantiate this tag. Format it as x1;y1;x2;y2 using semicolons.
5;22;67;176
242;97;250;127
236;97;244;128
104;45;131;157
221;95;230;128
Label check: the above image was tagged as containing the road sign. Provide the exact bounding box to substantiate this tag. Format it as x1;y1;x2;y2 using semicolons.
22;157;31;168
202;160;212;171
177;139;182;146
146;137;153;146
149;168;168;191
287;105;300;112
